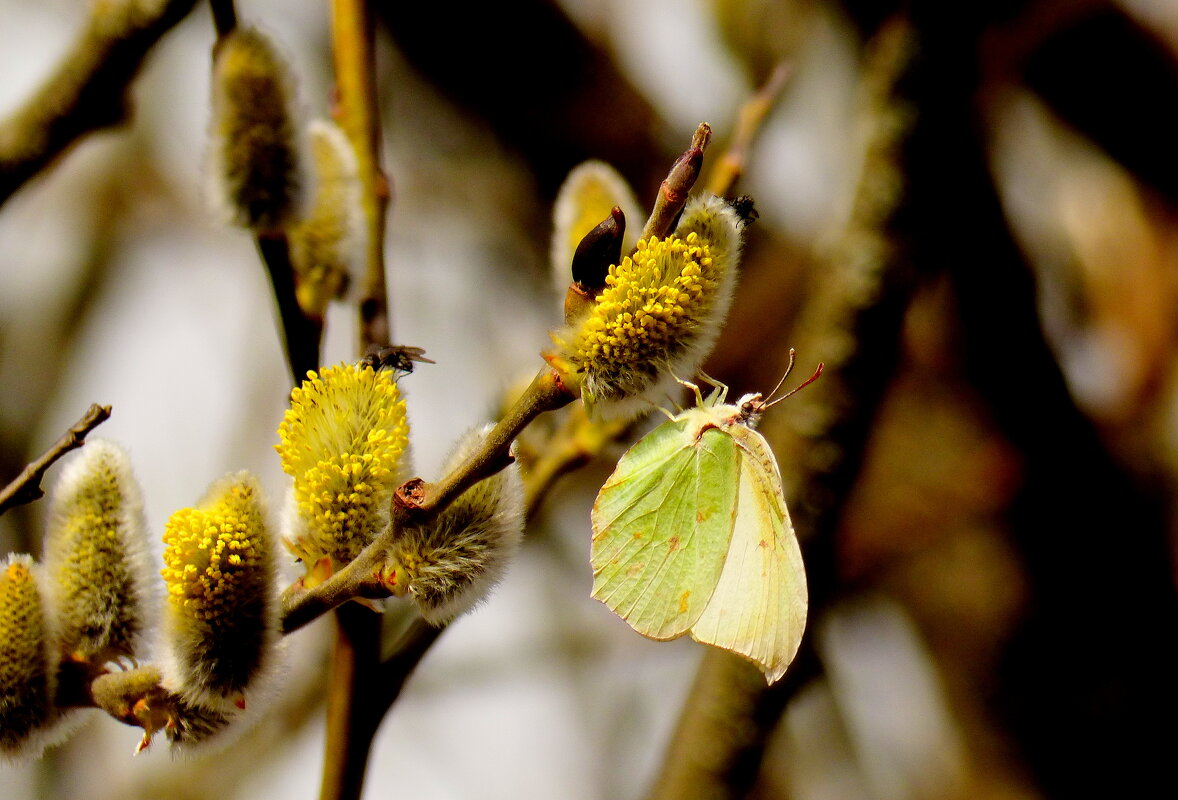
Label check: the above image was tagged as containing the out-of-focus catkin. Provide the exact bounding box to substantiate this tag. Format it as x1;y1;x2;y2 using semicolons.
208;26;304;231
288;119;366;319
45;440;151;664
1;556;58;758
551;161;642;293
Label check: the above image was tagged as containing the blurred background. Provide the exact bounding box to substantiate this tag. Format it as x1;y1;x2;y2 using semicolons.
3;0;1178;798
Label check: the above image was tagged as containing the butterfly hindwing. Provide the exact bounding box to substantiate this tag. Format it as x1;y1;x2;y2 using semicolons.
591;414;739;640
689;425;807;683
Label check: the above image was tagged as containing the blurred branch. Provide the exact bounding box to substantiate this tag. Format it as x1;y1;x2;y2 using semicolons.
374;0;666;198
706;63;792;198
918;4;1178;794
209;0;237;37
318;1;393;795
0;0;198;207
0;404;111;516
257;232;322;382
332;0;390;351
649;18;923;799
1019;4;1178;204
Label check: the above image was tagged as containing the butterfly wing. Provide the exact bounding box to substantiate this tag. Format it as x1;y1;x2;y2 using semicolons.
591;415;739;640
689;424;807;684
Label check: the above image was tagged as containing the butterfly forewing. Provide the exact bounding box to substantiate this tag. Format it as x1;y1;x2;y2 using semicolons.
591;413;740;640
688;423;807;683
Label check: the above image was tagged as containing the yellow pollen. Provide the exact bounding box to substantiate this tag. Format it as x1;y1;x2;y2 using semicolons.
160;481;266;623
275;364;409;566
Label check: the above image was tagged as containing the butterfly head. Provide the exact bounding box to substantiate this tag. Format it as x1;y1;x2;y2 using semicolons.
737;392;767;429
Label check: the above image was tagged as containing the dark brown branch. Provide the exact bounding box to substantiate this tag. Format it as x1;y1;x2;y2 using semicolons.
0;404;111;516
210;0;238;37
256;232;323;383
0;0;198;207
375;0;664;200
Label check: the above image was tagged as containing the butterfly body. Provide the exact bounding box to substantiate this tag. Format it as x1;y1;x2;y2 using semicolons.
590;384;808;684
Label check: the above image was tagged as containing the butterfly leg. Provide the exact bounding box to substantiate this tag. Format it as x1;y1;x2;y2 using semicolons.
674;374;706;406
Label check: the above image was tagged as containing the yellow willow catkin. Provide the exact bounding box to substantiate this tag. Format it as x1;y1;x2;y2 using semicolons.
45;440;150;664
383;425;523;625
276;363;410;576
0;556;57;758
209;26;304;231
160;473;276;709
547;195;743;420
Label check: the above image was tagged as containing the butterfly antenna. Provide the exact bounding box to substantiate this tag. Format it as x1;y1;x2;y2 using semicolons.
765;360;823;409
763;348;797;403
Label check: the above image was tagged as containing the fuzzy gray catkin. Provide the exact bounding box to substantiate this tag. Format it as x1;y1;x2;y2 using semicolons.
44;440;151;664
383;425;524;625
208;27;304;231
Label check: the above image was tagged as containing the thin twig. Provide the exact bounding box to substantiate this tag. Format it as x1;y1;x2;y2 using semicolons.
707;63;792;198
373;618;442;714
522;409;629;518
642;123;711;241
318;603;382;800
0;0;198;207
0;404;111;516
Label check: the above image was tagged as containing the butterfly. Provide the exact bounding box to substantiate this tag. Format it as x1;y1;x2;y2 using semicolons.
590;352;821;683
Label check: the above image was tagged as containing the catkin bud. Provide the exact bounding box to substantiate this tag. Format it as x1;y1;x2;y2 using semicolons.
160;473;278;710
1;556;58;758
209;26;304;231
288;119;366;319
44;440;151;664
91;666;233;753
551;161;642;293
382;425;523;625
545;194;743;420
276;363;411;580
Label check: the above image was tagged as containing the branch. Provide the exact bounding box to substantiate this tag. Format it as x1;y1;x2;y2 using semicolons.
0;404;111;516
642;123;711;241
332;0;390;352
317;4;395;797
256;232;323;382
706;63;792;199
522;408;629;518
0;0;199;207
281;367;574;633
209;0;238;37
